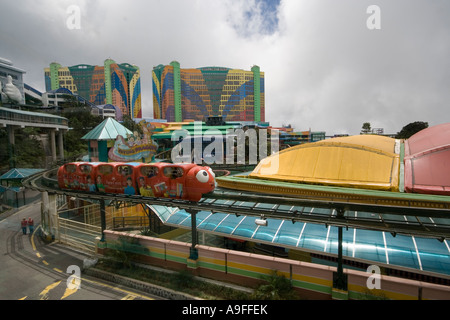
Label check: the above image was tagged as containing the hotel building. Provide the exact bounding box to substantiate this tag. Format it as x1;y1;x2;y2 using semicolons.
44;59;141;119
152;61;264;122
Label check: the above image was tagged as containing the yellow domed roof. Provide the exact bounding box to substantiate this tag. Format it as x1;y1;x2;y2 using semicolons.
250;134;400;191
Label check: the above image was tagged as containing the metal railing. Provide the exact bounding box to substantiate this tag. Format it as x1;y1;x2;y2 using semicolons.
58;217;101;253
112;216;150;230
0;106;68;127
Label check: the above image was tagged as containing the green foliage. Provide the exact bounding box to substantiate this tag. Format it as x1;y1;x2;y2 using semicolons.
95;259;251;300
251;270;299;300
361;122;372;134
0;127;46;171
105;236;142;269
173;270;195;289
395;121;428;139
60;98;103;160
122;115;143;135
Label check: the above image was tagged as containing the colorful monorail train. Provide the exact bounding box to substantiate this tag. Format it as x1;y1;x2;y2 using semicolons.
57;162;216;202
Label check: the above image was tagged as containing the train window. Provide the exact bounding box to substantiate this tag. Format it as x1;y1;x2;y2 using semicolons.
117;165;132;176
65;164;77;173
163;167;184;179
98;165;113;175
140;166;158;178
79;165;92;174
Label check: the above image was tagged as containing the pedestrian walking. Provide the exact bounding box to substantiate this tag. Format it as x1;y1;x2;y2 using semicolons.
21;218;27;235
27;217;34;234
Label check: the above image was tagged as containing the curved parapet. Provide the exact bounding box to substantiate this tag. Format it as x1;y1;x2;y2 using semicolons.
250;134;400;192
404;123;450;195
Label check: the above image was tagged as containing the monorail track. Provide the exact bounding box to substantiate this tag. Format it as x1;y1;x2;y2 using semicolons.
23;168;450;240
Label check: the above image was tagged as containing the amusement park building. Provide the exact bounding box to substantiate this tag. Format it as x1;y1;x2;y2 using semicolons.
44;59;142;119
247;122;450;197
0;57;26;104
152;62;264;123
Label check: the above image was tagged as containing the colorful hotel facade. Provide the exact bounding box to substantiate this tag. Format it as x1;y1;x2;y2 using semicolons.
44;59;142;119
152;61;264;122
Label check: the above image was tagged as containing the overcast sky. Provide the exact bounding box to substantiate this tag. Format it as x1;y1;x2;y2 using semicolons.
1;0;449;135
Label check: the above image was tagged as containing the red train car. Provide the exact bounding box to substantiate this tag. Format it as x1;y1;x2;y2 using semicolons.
57;162;215;201
93;162;139;195
135;163;216;201
57;162;97;191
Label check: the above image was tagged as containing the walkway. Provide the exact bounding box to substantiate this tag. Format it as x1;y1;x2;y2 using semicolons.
0;106;68;164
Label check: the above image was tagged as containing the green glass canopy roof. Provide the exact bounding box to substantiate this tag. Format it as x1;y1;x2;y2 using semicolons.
148;201;450;277
81;117;132;141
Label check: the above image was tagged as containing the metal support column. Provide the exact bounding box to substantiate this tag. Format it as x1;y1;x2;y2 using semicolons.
7;125;16;169
58;130;64;160
188;209;199;260
100;199;106;242
333;209;348;290
140;203;152;231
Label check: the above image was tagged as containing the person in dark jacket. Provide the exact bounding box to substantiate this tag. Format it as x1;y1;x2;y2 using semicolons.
21;218;27;235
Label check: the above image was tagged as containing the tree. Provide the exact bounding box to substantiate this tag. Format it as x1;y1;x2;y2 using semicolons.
361;122;372;134
0;127;45;171
251;270;299;300
396;121;428;139
59;95;103;160
122;115;142;136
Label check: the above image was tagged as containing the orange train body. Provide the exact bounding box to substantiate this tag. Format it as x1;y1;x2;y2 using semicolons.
57;162;215;202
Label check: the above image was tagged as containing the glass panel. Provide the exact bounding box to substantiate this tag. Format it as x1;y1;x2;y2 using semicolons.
252;219;282;242
354;229;387;264
415;237;450;275
297;223;328;252
98;165;113;175
163;166;184;178
117;165;133;176
140;165;158;177
324;226;355;257
214;215;245;235
65;164;77;173
79;164;92;174
384;233;420;270
199;213;228;231
273;222;304;247
166;210;190;225
232;216;258;238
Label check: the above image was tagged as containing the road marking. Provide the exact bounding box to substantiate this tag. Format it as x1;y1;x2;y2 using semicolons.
21;222;153;300
39;281;61;300
61;278;79;300
30;225;39;251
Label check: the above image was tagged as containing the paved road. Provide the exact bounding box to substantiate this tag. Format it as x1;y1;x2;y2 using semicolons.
0;201;158;300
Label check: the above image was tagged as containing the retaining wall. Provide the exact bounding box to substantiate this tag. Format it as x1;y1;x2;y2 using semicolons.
98;230;450;300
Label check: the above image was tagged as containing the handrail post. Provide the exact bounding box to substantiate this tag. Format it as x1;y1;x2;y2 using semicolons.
100;199;106;242
188;209;199;260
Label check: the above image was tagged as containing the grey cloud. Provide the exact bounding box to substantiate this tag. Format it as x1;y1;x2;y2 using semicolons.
1;0;449;136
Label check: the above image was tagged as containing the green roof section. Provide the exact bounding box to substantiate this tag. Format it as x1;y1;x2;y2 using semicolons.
82;117;132;141
151;123;237;140
0;168;44;180
216;175;450;204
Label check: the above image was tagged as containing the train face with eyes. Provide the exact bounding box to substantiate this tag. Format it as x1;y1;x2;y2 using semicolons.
57;162;215;202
